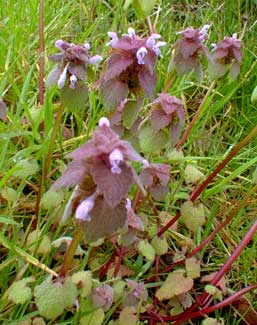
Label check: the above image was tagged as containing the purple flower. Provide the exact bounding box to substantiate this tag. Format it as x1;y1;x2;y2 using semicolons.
210;33;242;79
140;163;170;201
126;199;144;231
123;279;148;306
53;117;146;208
149;93;185;145
170;25;211;80
92;284;114;311
47;40;102;89
100;27;166;109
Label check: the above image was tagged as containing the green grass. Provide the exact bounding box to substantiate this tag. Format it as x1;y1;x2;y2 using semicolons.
0;0;257;324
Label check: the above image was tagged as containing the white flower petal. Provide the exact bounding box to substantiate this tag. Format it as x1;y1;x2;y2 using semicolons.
89;55;103;65
99;117;110;127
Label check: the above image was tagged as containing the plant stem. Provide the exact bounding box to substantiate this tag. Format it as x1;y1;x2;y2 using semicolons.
59;228;84;278
176;80;216;150
113;246;126;277
146;16;153;34
158;123;257;237
39;0;44;105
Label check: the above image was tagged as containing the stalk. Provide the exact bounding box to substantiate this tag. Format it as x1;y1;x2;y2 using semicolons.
59;228;84;278
39;0;44;105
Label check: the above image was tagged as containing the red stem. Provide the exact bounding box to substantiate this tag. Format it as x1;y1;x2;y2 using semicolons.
99;251;116;280
39;0;44;105
113;246;126;277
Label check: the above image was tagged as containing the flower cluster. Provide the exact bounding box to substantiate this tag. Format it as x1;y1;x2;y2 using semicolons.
100;27;166;109
53;117;147;242
140;163;170;201
170;25;211;80
210;33;242;79
149;93;185;145
47;40;102;89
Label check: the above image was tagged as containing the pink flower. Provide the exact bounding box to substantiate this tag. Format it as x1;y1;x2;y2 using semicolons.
149;93;185;145
170;26;211;81
100;28;166;110
140;163;170;201
210;33;242;79
53;117;146;208
47;40;102;89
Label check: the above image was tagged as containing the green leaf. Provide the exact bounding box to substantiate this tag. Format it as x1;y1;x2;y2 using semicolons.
155;270;193;301
27;230;51;255
184;164;204;184
185;257;200;278
180;201;206;232
13;159;39;178
139;123;168;152
80;308;105;325
71;271;92;298
134;0;157;18
113;280;126;302
123;0;135;11
151;236;169;256
61;83;88;113
122;99;142;129
40;189;64;210
138;240;155;262
8;277;34;304
202;318;224;325
0;187;18;203
34;276;77;320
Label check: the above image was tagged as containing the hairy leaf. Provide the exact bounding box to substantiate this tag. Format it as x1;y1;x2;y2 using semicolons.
8;277;34;304
180;201;206;232
155;270;193;301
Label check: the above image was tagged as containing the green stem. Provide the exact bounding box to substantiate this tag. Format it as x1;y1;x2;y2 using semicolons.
59;228;84;278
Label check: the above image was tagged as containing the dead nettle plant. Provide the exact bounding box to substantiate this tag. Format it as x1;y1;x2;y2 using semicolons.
8;14;257;324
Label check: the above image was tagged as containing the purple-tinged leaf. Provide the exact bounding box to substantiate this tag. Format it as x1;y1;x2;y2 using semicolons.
150;184;168;201
92;284;114;311
101;78;129;110
231;61;240;79
68;63;87;81
104;54;134;82
138;69;157;99
79;196;127;243
52;160;89;189
179;39;200;59
150;107;172;130
46;66;62;87
92;159;133;207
